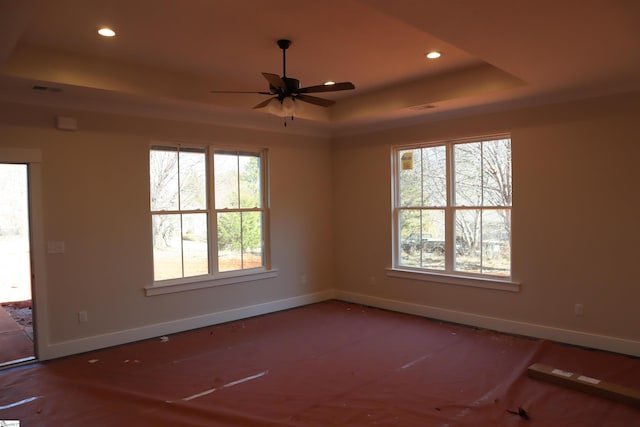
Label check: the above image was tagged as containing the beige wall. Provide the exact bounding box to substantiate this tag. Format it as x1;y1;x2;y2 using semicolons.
1;90;639;359
332;92;640;353
0;103;334;358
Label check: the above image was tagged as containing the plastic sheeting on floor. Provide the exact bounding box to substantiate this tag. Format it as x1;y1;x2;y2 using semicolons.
1;301;639;426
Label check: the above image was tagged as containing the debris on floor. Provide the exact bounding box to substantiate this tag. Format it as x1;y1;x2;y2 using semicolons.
506;407;531;420
1;300;32;328
528;362;640;408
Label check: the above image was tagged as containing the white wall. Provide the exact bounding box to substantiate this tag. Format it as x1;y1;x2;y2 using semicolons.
332;92;640;356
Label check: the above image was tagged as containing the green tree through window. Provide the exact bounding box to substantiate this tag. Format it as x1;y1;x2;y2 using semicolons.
214;151;264;272
150;145;268;282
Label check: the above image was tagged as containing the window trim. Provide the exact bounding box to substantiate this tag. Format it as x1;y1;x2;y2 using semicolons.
391;134;516;290
386;267;520;292
147;142;276;295
144;267;279;296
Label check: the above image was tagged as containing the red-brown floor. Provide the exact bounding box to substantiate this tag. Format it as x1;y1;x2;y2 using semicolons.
1;301;638;426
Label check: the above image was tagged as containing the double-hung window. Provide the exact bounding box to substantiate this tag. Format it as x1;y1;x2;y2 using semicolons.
213;150;266;272
392;136;512;282
149;145;271;290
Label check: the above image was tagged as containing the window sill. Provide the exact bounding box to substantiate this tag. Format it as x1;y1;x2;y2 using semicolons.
145;268;279;296
386;268;520;292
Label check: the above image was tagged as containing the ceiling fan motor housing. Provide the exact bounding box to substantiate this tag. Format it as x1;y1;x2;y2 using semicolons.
268;78;300;99
283;77;300;92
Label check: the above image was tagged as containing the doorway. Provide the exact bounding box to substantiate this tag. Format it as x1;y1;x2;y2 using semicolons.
0;163;35;366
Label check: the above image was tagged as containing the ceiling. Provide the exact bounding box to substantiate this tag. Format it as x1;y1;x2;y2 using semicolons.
1;0;639;135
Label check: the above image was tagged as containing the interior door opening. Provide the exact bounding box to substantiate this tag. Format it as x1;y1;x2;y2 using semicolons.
0;163;35;367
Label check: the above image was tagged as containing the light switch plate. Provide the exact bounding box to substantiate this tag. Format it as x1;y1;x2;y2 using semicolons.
47;241;65;254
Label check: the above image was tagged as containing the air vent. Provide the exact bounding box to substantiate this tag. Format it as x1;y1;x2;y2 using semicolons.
32;85;62;92
409;104;436;111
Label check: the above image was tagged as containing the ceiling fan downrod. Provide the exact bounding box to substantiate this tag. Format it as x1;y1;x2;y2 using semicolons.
277;39;291;77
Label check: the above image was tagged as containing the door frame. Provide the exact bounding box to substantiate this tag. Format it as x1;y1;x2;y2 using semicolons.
0;148;47;361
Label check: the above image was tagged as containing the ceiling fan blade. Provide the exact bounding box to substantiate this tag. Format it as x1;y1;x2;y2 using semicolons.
210;90;272;95
253;97;276;109
262;72;286;91
296;82;355;94
296;94;335;107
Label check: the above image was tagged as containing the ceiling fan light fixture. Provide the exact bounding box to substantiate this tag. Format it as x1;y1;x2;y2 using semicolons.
98;27;116;37
265;98;281;115
281;97;296;115
426;51;441;59
324;81;336;86
266;97;301;118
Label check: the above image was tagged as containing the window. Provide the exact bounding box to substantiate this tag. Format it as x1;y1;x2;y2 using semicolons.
214;150;265;272
149;145;270;287
393;136;512;281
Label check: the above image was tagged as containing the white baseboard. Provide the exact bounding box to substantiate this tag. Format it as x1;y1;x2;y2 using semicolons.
39;290;335;360
334;290;640;357
38;289;640;360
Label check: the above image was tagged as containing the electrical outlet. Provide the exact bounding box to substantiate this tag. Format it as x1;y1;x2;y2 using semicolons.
78;310;88;323
574;304;584;317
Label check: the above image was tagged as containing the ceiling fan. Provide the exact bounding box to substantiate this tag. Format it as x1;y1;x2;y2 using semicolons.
210;39;355;121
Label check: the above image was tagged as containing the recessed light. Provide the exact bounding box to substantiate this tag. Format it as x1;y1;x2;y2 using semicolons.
324;81;336;86
425;51;441;59
98;27;116;37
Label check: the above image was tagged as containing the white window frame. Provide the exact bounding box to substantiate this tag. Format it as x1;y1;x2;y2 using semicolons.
388;135;519;292
145;143;277;296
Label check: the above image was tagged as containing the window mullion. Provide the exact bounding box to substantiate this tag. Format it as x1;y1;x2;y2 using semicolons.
445;144;454;272
180;214;186;278
419;149;424;267
479;142;485;274
392;151;401;267
176;147;185;278
209;148;219;274
262;150;271;269
236;154;244;269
